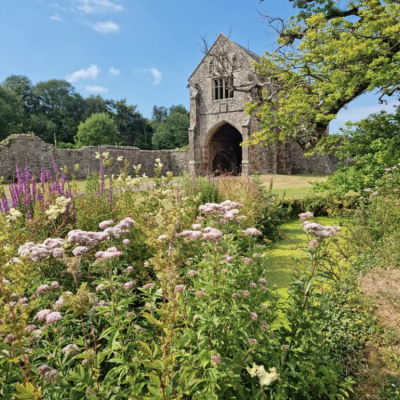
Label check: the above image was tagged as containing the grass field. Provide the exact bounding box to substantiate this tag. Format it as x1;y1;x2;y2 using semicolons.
1;173;327;200
260;174;327;198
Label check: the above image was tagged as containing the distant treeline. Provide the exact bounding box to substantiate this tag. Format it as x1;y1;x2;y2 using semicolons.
0;75;189;150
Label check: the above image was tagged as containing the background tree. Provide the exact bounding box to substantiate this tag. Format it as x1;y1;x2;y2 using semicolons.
248;0;400;149
107;99;153;149
75;112;118;147
314;106;400;194
151;104;189;149
31;79;84;144
0;86;25;140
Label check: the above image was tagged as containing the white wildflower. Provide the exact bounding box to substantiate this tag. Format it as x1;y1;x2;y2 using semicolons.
247;364;280;387
45;196;71;221
6;208;23;223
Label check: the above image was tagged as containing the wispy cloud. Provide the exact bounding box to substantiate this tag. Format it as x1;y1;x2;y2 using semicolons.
73;0;123;14
108;67;120;76
89;21;120;33
50;14;62;21
86;85;108;93
66;64;101;83
145;67;163;85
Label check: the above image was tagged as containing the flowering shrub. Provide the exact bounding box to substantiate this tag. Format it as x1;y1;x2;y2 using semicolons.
0;158;366;399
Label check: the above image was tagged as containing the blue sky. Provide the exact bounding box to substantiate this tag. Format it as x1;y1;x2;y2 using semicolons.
0;0;396;131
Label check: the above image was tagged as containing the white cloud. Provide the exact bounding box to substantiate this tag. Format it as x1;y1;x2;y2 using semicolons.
66;64;101;83
85;85;108;93
145;67;163;85
73;0;123;14
108;67;120;76
89;21;120;33
50;14;62;21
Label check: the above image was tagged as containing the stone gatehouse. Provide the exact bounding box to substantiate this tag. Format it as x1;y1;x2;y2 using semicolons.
187;33;336;175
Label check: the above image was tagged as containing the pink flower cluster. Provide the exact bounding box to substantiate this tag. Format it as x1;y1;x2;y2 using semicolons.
199;200;242;222
34;310;62;324
55;296;65;310
99;220;114;229
36;284;50;294
72;246;89;257
250;312;258;321
62;344;79;356
302;220;341;238
18;238;65;261
68;217;135;251
38;365;59;382
142;283;155;290
67;229;109;248
241;228;262;236
95;247;123;263
298;211;314;221
211;354;221;365
177;226;223;242
123;281;135;291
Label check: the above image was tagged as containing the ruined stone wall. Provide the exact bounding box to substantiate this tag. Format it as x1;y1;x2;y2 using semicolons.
289;142;337;174
0;135;188;182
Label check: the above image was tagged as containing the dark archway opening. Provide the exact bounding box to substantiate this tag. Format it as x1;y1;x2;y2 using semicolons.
210;124;242;175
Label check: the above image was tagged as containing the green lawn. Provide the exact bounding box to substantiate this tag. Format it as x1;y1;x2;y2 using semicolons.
260;174;327;199
264;216;342;297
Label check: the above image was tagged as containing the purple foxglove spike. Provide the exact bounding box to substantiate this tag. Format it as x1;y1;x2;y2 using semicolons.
24;166;30;184
60;173;66;193
27;210;32;219
40;168;46;186
52;158;59;177
1;194;8;213
31;178;36;202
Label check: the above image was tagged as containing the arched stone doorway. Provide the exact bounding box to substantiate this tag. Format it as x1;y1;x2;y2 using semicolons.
209;123;242;175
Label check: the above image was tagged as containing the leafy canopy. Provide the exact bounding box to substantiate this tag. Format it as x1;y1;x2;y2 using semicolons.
250;0;400;149
151;105;189;150
75;112;119;147
314;106;400;194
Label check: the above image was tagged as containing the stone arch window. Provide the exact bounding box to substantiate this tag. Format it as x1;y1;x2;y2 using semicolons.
212;77;234;100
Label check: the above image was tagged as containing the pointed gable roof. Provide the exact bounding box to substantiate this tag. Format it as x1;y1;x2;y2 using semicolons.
188;33;261;82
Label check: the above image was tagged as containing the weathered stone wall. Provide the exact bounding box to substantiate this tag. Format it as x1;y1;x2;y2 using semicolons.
0;135;188;182
289;142;337;174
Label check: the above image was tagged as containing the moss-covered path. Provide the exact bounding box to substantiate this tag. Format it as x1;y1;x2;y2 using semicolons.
265;217;341;297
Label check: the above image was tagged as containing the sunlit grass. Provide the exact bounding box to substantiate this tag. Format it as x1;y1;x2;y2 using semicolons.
265;216;346;296
260;174;327;198
1;173;325;199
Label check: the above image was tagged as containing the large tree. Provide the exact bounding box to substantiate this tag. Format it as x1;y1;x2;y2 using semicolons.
151;105;189;149
248;0;400;149
0;86;25;140
75;112;119;147
31;79;84;143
